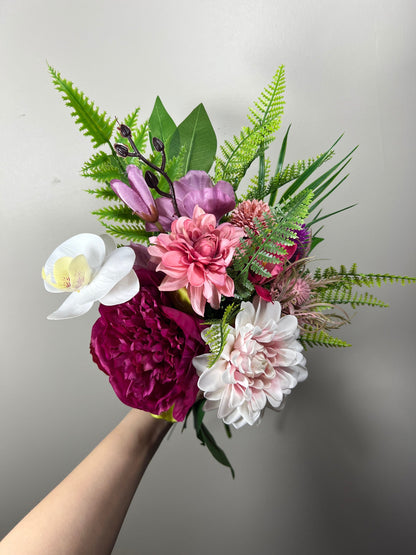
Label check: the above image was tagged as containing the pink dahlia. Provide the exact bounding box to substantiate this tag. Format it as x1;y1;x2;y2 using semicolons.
148;206;244;316
193;297;307;428
90;269;207;421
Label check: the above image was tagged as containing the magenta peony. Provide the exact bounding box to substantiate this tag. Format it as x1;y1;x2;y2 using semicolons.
148;206;244;316
90;269;207;421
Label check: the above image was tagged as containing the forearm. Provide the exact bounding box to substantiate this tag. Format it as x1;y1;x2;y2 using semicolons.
0;410;171;555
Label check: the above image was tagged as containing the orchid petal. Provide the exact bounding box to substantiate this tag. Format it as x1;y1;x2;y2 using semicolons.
75;247;136;305
100;269;140;306
47;295;94;320
43;233;106;278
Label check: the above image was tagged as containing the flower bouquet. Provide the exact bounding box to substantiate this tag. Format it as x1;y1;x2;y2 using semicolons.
42;66;415;476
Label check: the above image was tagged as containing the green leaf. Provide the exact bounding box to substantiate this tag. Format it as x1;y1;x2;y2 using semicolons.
269;125;291;205
148;97;177;151
100;222;151;244
82;151;127;183
193;402;235;478
169;103;217;173
300;330;351;349
199;423;235;478
279;136;345;203
307;203;357;226
92;204;140;223
49;65;114;148
215;66;286;190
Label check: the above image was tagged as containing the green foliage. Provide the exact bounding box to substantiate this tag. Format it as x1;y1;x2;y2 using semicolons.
231;189;313;299
49;65;115;149
300;329;351;349
319;289;389;309
242;156;272;200
148;146;187;195
85;186;120;201
82;151;127;183
100;222;151;244
215;66;286;190
192;400;235;478
148;97;176;149
313;264;416;288
169;103;217;173
118;107;141;133
203;303;240;367
92;204;140;223
269;156;322;197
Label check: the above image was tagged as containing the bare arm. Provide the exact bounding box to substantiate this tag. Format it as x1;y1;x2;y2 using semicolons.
0;409;171;555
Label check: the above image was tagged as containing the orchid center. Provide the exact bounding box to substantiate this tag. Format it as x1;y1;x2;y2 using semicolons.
43;254;93;292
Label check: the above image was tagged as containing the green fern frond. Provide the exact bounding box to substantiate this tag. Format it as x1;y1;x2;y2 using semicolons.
242;157;272;200
319;288;389;308
100;222;151;244
85;186;119;201
314;264;416;288
300;329;351;349
270;155;323;192
92;204;141;224
204;303;240;367
215;67;286;190
118;108;140;137
49;65;115;148
82;151;127;183
248;66;286;127
231;189;312;298
152;146;187;194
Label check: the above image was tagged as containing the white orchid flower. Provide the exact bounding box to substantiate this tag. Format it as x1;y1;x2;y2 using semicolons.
42;233;140;319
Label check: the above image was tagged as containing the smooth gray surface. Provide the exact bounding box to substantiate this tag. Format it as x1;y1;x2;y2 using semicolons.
1;1;415;554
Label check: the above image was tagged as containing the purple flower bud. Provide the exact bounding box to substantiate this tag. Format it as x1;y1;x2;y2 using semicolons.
145;170;159;189
114;143;129;158
152;137;164;152
119;124;131;138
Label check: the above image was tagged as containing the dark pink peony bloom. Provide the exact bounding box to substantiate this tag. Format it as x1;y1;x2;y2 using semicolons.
90;269;206;421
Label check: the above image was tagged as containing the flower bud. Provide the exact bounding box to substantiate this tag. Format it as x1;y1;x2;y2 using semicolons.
114;143;129;158
119;124;132;138
152;136;164;152
145;170;159;189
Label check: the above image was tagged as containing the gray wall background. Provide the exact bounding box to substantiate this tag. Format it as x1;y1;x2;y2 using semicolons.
1;1;415;553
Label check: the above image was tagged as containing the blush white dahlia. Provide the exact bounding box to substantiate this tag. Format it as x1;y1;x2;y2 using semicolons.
193;297;307;428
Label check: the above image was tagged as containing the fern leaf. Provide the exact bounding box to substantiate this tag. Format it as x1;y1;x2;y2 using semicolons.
118;108;140;137
82;151;127;183
100;222;151;244
300;330;351;349
215;67;286;190
49;65;115;148
204;303;240;367
231;189;312;297
243;157;272;200
271;155;323;191
319;288;389;308
314;264;416;288
92;204;141;224
85;186;119;201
